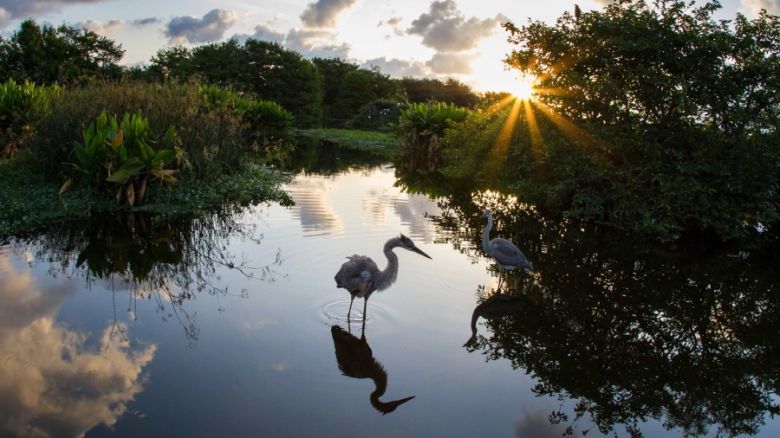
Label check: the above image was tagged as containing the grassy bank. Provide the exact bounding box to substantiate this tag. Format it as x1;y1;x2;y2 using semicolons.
0;152;291;241
295;128;399;157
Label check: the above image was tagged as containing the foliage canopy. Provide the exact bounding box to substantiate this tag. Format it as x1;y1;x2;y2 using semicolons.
441;0;780;241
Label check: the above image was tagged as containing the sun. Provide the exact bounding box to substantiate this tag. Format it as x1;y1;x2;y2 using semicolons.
509;75;537;100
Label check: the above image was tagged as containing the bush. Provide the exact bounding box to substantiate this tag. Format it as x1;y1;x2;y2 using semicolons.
198;85;293;142
30;81;248;177
0;79;61;157
346;99;405;131
397;102;470;173
66;110;181;207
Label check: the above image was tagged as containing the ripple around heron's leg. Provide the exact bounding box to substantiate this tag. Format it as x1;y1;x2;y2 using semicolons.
317;297;397;328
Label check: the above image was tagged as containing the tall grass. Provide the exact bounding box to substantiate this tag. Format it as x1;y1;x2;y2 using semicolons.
0;79;61;158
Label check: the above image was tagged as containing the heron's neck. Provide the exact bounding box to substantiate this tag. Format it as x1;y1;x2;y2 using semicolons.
482;215;493;253
375;238;400;291
470;306;481;337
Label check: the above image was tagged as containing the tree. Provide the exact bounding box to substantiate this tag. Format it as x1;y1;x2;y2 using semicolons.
242;40;323;128
0;20;124;84
490;0;780;240
149;46;194;81
312;57;359;127
398;77;479;108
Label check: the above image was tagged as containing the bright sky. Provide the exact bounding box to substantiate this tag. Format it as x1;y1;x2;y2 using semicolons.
0;0;764;91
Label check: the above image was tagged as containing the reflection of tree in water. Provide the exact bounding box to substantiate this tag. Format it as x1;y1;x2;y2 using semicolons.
429;191;780;437
279;136;388;175
16;209;283;342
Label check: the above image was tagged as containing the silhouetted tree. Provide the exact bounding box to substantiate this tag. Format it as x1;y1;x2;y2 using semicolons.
0;20;124;84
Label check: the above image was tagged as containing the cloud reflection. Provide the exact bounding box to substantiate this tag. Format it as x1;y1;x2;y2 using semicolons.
0;255;156;438
287;168;439;241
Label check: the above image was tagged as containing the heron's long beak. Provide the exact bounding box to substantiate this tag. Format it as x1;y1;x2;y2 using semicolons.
412;246;432;259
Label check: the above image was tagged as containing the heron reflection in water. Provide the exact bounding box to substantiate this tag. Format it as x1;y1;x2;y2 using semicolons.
331;324;416;414
481;209;533;290
334;234;431;321
464;293;527;348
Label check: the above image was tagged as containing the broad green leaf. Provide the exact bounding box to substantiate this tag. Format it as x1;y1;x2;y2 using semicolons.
107;158;145;184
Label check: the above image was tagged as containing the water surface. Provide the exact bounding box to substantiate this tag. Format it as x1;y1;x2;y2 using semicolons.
1;149;778;437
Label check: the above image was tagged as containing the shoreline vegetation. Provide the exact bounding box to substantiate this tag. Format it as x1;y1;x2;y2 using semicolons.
2;0;779;247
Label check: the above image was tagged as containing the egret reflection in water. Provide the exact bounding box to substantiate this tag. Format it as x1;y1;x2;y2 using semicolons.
330;324;415;415
334;234;431;321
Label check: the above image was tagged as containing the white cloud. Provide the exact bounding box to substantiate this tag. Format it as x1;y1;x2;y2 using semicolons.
74;19;125;35
360;57;428;78
741;0;780;15
426;52;472;74
407;0;506;52
231;25;350;59
165;9;237;44
300;0;357;28
285;28;351;58
232;23;285;44
0;255;157;438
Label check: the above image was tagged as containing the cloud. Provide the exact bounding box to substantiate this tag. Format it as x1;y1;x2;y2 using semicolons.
360;57;428;78
231;25;350;59
741;0;780;15
285;28;351;58
165;9;237;44
407;0;506;52
377;16;402;27
300;0;357;28
74;19;125;35
0;255;157;438
232;23;286;45
0;0;106;27
514;410;568;438
132;17;161;27
426;52;472;75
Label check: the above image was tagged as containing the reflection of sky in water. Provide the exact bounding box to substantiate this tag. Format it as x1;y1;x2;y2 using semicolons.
286;166;440;242
0;255;156;438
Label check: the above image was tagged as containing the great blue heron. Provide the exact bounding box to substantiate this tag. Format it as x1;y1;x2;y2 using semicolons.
331;324;415;414
334;234;431;320
482;209;533;289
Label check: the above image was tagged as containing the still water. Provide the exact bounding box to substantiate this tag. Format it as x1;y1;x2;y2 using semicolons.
1;147;779;437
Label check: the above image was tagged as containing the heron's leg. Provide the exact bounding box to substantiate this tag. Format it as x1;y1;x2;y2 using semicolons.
362;297;368;321
348;295;355;321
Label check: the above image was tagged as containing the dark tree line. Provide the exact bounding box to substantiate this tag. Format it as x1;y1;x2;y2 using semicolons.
0;19;482;130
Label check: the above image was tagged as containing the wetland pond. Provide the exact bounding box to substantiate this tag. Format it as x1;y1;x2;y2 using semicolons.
1;142;779;437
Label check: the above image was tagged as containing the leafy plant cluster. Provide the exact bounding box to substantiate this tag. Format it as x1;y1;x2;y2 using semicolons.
439;0;780;241
397;102;471;174
198;85;293;145
67;110;181;207
0;79;61;157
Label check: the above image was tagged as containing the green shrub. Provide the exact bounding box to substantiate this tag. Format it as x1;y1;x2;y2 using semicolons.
30;81;247;176
67;110;181;206
0;79;61;157
397;102;470;173
198;85;292;143
346;99;405;131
